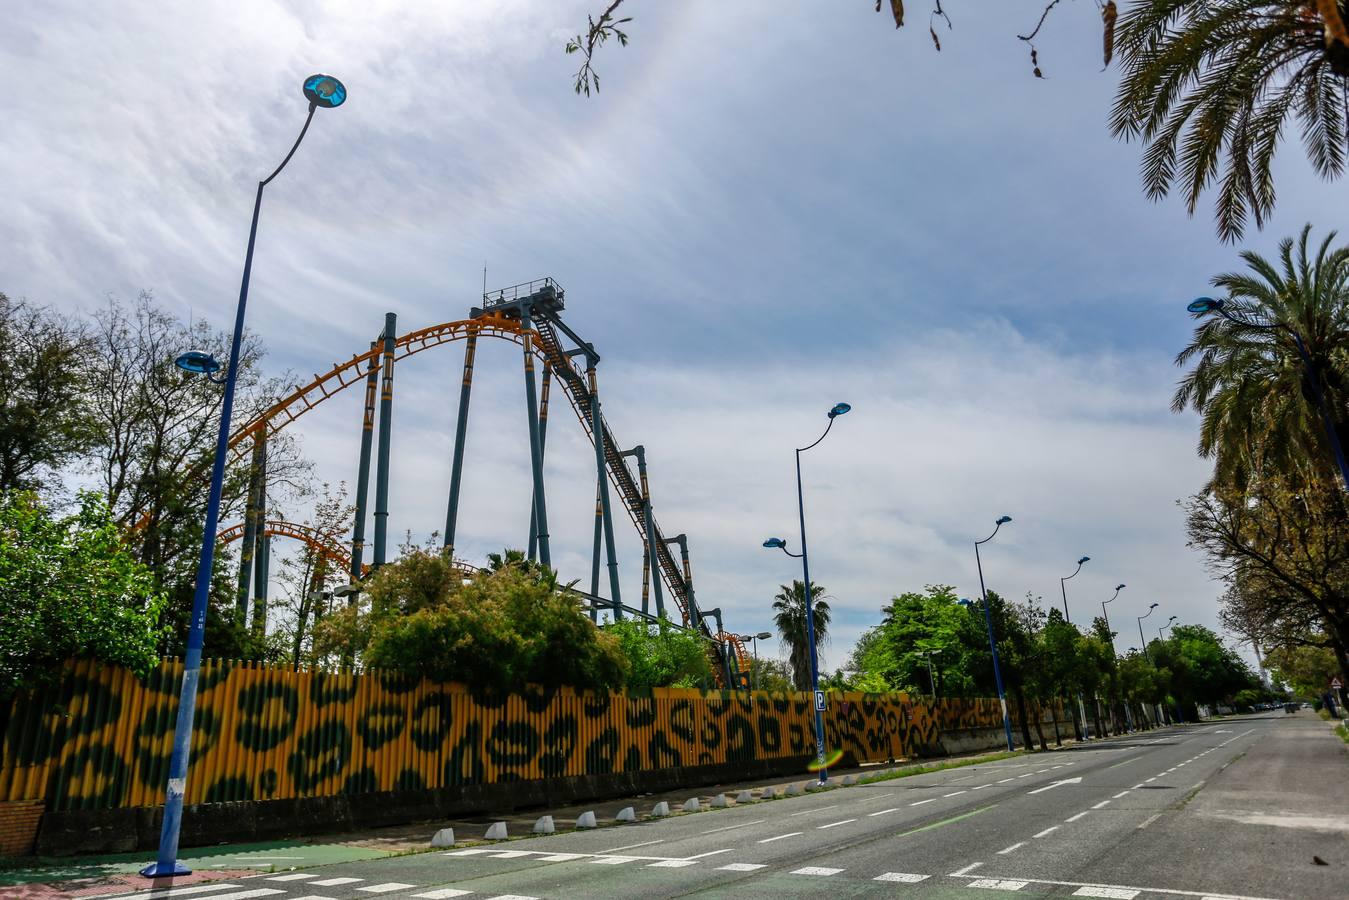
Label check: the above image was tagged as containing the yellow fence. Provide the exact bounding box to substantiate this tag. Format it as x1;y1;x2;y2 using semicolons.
0;659;1018;811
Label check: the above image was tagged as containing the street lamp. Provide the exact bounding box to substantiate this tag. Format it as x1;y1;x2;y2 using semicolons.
968;514;1015;752
1187;297;1349;491
141;74;346;880
1159;615;1178;641
738;631;773;690
1137;603;1159;662
1059;556;1090;622
1102;583;1125;648
762;400;851;784
920;649;942;699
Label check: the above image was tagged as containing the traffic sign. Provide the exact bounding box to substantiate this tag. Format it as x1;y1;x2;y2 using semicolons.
1332;677;1342;690
815;690;826;711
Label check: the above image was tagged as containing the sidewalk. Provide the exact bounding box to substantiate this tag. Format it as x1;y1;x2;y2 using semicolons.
0;741;1047;896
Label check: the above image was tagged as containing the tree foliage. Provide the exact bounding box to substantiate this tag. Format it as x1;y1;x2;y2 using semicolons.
602;616;714;689
0;491;167;698
772;580;831;691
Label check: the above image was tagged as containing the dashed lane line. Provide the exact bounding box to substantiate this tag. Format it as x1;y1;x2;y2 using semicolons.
758;831;802;843
789;804;837;817
702;819;764;835
1033;826;1060;838
950;871;1283;900
868;807;901;816
950;862;985;877
1065;812;1089;823
910;798;937;806
1091;800;1112;809
600;838;664;852
996;842;1026;855
818;818;857;829
686;848;735;860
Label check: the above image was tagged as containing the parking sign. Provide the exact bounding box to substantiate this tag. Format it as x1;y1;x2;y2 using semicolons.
815;690;826;711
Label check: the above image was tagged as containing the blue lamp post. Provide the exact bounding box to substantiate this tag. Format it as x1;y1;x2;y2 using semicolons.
141;74;346;879
964;515;1015;752
1159;615;1177;642
1059;556;1089;622
1186;297;1349;492
762;401;850;784
1102;583;1125;650
1137;602;1159;662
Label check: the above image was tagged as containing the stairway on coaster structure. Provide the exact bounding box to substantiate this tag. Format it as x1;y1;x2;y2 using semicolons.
474;279;749;686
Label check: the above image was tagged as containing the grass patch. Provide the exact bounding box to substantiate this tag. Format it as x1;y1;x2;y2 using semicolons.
857;749;1026;786
1335;722;1348;745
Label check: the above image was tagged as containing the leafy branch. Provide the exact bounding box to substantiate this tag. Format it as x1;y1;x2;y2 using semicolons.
565;0;633;96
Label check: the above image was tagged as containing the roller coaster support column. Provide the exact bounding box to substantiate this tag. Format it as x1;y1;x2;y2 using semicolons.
373;312;396;568
588;361;622;616
443;332;477;557
665;534;697;627
621;445;663;619
251;428;269;637
236;434;266;623
591;484;603;611
519;307;551;567
350;341;379;588
528;367;551;561
702;607;735;690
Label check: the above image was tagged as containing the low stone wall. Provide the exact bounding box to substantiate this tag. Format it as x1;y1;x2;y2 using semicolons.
0;800;44;856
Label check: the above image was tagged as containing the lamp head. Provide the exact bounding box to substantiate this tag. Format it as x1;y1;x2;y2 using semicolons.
1116;583;1126;591
828;402;852;418
1187;296;1224;315
762;537;785;549
755;631;772;640
996;515;1012;525
1078;556;1090;565
303;74;347;108
175;350;221;376
958;598;973;607
1167;616;1178;623
1149;602;1159;609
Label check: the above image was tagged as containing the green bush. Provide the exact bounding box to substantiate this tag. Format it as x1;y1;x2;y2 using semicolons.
0;491;167;697
603;616;714;689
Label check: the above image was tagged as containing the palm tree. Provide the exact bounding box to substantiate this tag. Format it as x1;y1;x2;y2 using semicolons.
1112;1;1349;242
772;580;832;691
1173;224;1349;486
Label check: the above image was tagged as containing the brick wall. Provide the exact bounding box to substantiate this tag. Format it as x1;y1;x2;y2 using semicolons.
0;800;44;856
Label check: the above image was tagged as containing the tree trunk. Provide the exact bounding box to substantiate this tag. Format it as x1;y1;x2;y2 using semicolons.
1033;701;1048;751
1012;685;1035;750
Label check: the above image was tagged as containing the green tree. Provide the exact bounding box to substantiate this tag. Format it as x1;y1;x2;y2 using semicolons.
772;580;831;691
603;616;714;689
0;294;95;493
1264;641;1340;696
0;491;167;698
1112;2;1349;242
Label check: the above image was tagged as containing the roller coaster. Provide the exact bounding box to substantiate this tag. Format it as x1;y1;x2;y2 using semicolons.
221;278;750;687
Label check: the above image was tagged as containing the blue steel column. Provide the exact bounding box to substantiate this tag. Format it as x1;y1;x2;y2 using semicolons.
235;435;265;622
443;332;477;556
373;313;396;568
635;447;664;618
528;367;551;561
590;483;603;612
519;308;551;567
250;429;269;637
588;363;621;617
667;534;697;627
349;341;379;588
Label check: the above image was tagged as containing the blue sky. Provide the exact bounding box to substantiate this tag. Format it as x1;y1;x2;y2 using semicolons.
3;1;1337;670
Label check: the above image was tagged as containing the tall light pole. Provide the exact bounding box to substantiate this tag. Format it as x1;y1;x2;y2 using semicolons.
967;514;1015;752
921;649;942;699
1159;615;1177;642
1187;297;1349;491
1102;583;1125;649
1059;555;1090;622
762;400;851;784
141;75;346;879
739;631;773;690
1137;603;1159;663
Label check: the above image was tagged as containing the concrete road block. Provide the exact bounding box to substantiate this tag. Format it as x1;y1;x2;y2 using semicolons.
430;827;455;847
484;821;507;840
735;790;754;803
615;806;636;822
576;810;598;828
651;801;671;817
533;815;555;834
760;786;778;800
784;783;802;796
842;775;858;786
711;793;729;808
682;797;701;812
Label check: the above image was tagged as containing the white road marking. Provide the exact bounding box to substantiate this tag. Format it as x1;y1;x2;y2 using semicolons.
536;853;586;861
447;849;495;856
953;872;1282;900
106;887;246;900
758;831;802;843
412;891;474;899
875;872;929;883
1017;773;1034;778
601;838;665;852
358;886;417;894
855;792;894;803
944;790;968;797
266;875;318;882
818;818;857;829
973;783;993;790
1073;888;1140;899
188;892;282;900
791;866;844;876
703;820;765;835
1028;778;1082;795
289;895;336;900
1112;791;1130;799
486;895;538;900
997;842;1026;855
951;862;985;877
312;879;363;887
648;859;698;867
1137;813;1163;829
910;798;936;806
1092;800;1112;809
1033;826;1060;838
969;878;1029;890
997;778;1015;784
868;807;901;816
489;851;533;859
1145;777;1157;783
687;848;735;859
1065;812;1089;822
1035;769;1051;774
719;863;767;872
790;804;837;817
589;856;636;865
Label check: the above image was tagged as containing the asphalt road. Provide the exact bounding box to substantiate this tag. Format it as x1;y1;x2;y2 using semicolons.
96;712;1347;900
